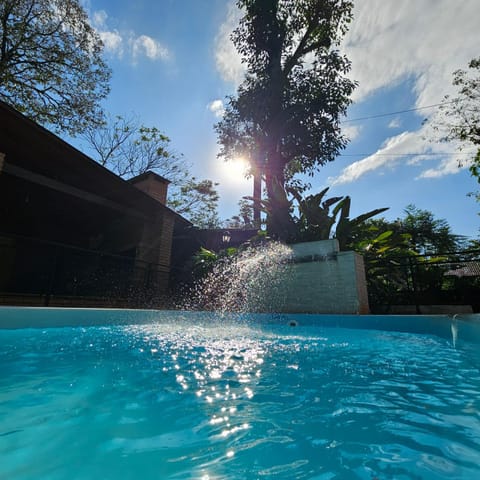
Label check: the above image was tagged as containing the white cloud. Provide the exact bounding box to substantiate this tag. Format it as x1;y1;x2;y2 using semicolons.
92;9;107;27
417;156;466;179
331;125;475;185
214;1;245;85
208;99;225;118
212;1;479;109
213;1;477;103
388;118;401;129
91;9;170;63
131;35;169;61
99;30;123;55
416;142;476;179
331;0;479;183
331;131;418;185
342;124;362;141
344;0;479;108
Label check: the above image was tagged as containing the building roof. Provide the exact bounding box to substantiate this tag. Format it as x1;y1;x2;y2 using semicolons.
0;100;190;226
129;171;171;185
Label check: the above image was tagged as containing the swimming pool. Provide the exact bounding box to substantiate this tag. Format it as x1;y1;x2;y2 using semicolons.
1;308;480;479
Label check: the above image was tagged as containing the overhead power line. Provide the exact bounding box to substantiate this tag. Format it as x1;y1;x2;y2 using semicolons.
343;100;455;123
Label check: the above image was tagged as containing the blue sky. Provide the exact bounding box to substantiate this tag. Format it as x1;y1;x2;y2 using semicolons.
78;0;480;238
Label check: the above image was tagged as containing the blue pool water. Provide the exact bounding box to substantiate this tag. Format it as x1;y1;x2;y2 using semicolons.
1;310;480;479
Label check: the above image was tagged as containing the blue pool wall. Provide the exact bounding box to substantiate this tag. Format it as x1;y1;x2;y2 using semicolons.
1;306;480;345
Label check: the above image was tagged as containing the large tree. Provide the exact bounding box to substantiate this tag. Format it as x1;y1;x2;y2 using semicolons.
216;0;356;240
83;115;221;228
0;0;110;134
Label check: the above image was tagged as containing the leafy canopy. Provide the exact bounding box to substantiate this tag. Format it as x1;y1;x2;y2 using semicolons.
0;0;110;134
216;0;356;239
398;204;466;255
170;179;221;229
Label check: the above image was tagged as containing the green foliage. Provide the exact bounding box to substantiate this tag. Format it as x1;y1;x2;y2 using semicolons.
348;219;415;306
348;223;412;257
239;185;388;247
170;179;221;229
192;247;219;278
399;204;466;254
351;206;471;309
289;187;342;241
216;0;356;239
349;205;466;256
191;246;238;279
0;0;111;135
333;196;389;250
226;198;257;229
349;205;465;257
289;187;388;249
467;238;480;250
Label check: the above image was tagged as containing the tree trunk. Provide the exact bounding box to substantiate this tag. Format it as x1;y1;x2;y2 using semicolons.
265;152;295;241
252;170;262;229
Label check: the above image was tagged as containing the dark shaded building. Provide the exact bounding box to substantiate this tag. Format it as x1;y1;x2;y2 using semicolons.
0;101;192;307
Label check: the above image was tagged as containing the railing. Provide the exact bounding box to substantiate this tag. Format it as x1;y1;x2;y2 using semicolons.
364;250;480;313
0;233;169;307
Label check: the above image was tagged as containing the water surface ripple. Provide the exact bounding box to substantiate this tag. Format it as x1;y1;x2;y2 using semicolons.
1;321;479;479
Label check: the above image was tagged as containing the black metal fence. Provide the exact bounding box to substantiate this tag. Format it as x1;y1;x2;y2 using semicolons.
0;234;169;307
364;250;480;313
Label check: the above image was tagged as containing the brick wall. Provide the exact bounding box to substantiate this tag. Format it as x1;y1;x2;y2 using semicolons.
130;172;169;205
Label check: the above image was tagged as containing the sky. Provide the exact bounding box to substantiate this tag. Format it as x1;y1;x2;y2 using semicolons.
77;0;480;238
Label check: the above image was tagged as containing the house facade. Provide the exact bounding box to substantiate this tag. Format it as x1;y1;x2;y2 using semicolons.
0;101;192;307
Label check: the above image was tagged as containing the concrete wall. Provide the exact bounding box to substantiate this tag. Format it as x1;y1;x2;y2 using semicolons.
275;240;370;314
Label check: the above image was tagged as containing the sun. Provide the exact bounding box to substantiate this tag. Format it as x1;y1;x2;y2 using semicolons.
220;156;250;183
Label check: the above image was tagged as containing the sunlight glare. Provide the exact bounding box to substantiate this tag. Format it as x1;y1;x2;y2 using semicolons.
221;156;250;183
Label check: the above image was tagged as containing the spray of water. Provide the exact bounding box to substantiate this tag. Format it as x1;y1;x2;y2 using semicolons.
184;242;294;313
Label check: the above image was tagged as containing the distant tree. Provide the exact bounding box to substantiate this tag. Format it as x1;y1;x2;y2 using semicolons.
467;238;480;251
397;205;466;254
0;0;110;134
348;208;472;310
82;115;189;182
428;58;480;198
216;0;356;240
169;179;221;229
83;115;221;228
225;198;256;229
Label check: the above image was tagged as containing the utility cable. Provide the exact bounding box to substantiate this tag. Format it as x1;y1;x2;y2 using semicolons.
343;100;455;123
